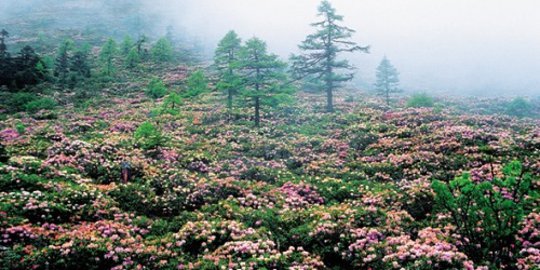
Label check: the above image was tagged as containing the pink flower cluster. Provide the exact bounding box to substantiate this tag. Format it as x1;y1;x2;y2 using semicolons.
173;220;258;253
346;228;384;267
383;227;482;269
470;163;503;182
278;181;324;209
517;212;540;269
0;128;19;142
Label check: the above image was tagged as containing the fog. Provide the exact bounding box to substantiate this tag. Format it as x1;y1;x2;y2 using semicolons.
2;0;540;96
153;0;540;96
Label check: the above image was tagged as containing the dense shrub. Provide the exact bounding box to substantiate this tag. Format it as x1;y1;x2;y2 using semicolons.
184;70;209;98
24;97;57;113
349;129;378;152
109;183;156;215
145;78;168;99
1;92;38;112
133;121;164;150
432;161;539;267
406;93;434;108
0;172;45;192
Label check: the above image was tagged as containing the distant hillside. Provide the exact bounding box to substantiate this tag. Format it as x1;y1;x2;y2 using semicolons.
0;0;206;56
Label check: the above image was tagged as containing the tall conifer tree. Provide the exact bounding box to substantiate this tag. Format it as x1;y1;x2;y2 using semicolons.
291;1;368;112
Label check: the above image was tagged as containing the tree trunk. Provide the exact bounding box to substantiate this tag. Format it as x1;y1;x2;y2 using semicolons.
227;89;233;109
386;89;390;106
254;96;260;127
326;86;334;112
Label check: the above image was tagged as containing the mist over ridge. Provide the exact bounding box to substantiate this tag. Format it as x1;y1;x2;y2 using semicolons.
1;0;539;96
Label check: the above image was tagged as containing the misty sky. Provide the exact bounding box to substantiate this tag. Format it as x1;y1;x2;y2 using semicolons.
153;0;540;96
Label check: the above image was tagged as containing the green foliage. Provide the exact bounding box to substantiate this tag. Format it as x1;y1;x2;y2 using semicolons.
54;39;74;85
134;122;164;150
374;56;401;106
290;0;369;112
237;37;293;126
40;55;54;77
71;48;91;77
184;70;209;98
505;97;533;118
2;92;37;112
99;38;117;77
0;32;46;89
23;97;57;113
121;35;134;56
406;93;435;108
214;30;242;109
109;183;155;215
0;172;45;192
145;78;168;99
15;121;26;134
151;37;174;62
12;46;46;89
432;161;539;266
125;47;140;68
161;92;183;115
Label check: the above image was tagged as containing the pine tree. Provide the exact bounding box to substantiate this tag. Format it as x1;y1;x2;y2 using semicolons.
151;37;174;62
238;37;292;127
184;70;209;98
71;45;92;79
13;45;44;88
125;47;140;68
0;29;12;87
374;57;401;106
214;30;242;109
121;35;134;56
99;38;117;77
54;39;74;86
161;92;183;115
291;0;369;112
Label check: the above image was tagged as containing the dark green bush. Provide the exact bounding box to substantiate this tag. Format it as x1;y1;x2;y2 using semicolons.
24;97;57;113
145;79;167;99
0;172;45;191
349;130;378;152
2;92;37;112
432;161;539;266
109;183;156;215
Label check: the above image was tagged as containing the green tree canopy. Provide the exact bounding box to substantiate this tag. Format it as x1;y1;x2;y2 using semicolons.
99;38;117;77
125;47;140;68
184;70;209;99
214;30;242;109
238;37;293;127
374;56;401;106
121;35;134;56
151;37;174;62
291;0;369;112
54;39;74;86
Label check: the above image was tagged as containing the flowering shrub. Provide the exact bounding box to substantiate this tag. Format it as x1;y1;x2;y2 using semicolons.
432;161;539;267
172;220;260;256
517;212;540;270
382;227;478;269
278;181;324;209
0;93;538;269
199;241;325;269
